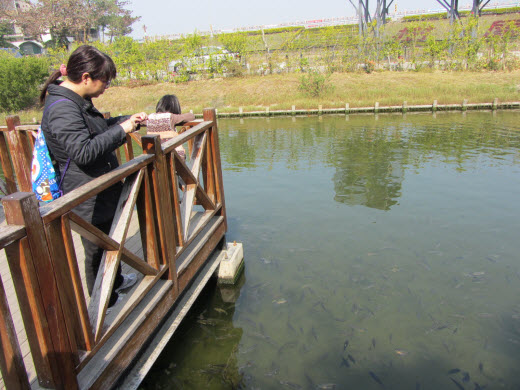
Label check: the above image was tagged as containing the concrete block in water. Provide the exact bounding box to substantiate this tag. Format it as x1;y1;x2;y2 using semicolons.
218;242;244;285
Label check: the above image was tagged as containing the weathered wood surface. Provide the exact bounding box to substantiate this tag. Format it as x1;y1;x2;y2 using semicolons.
0;204;145;390
0;109;227;389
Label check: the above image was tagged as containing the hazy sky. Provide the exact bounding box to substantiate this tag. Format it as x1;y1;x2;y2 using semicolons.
127;0;515;39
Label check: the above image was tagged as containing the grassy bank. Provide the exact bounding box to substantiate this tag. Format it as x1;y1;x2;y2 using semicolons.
5;70;520;123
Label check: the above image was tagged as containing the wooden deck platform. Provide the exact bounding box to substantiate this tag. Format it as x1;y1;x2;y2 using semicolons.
0;109;228;389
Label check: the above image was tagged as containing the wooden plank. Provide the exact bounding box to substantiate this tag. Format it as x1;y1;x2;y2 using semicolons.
11;126;38;131
3;193;78;389
77;280;174;390
178;219;225;293
115;148;122;166
180;132;207;239
204;134;216;203
76;265;169;372
0;274;30;390
0;131;17;194
174;205;221;260
115;248;225;390
61;215;94;351
136;169;160;270
0;225;26;248
68;213;158;277
167;152;184;247
128;132;142;148
88;170;144;342
124;134;134;162
176;216;224;275
204;109;227;229
142;136;178;289
161;121;212;152
39;154;153;224
5;117;32;192
44;219;83;363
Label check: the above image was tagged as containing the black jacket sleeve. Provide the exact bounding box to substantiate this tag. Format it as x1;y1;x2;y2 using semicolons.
47;102;127;166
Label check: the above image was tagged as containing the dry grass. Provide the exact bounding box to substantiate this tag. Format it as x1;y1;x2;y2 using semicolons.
5;70;520;123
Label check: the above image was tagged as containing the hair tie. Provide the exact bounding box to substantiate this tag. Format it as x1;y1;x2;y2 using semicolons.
59;64;68;77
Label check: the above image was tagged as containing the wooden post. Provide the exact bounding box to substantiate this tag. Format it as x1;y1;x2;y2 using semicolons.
375;102;379;114
0;274;30;390
318;105;323;115
433;100;438;112
0;130;17;194
292;105;296;116
142;136;179;293
239;107;243;117
6;116;32;192
492;98;498;110
402;101;408;114
2;193;78;390
345;103;350;114
136;169;161;270
204;109;227;230
266;107;270;116
462;99;468;111
124;134;135;162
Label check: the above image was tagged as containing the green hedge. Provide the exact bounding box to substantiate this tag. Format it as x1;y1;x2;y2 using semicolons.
0;53;50;112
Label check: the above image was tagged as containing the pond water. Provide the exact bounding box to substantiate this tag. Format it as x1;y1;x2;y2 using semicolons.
140;111;520;390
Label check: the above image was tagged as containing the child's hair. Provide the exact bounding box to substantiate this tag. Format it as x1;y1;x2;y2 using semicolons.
156;94;181;115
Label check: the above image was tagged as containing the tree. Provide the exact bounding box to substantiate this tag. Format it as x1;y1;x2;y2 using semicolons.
0;19;14;48
9;0;139;46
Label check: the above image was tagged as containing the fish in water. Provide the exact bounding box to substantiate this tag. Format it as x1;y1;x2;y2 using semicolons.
343;339;349;351
450;378;465;390
341;357;350;368
462;372;470;383
316;384;337;389
474;382;484;390
369;371;384;386
372;338;376;349
395;349;409;356
448;369;461;375
347;354;356;364
279;380;302;389
478;362;483;373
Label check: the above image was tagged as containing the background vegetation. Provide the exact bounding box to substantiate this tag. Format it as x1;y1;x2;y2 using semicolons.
2;8;520;117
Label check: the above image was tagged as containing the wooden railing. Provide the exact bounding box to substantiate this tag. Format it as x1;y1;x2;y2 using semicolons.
0;108;227;389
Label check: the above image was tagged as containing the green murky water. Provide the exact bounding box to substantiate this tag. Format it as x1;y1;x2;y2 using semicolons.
140;111;520;390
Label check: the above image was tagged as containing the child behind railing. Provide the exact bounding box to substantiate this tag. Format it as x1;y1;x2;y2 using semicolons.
146;94;195;160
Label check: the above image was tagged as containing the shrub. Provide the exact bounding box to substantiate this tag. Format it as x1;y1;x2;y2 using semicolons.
0;53;50;113
298;70;333;97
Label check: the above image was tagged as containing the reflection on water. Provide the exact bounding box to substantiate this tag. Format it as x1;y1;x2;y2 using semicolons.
141;112;520;390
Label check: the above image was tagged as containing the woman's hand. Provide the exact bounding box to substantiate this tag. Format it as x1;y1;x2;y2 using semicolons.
122;112;148;134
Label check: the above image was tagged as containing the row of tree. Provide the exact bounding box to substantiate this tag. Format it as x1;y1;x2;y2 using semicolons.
0;0;139;47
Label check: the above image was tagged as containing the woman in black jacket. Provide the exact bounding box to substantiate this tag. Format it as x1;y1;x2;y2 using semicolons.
40;45;147;307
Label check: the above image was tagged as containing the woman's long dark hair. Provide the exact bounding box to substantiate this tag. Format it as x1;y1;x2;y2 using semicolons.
40;45;117;103
156;94;181;114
